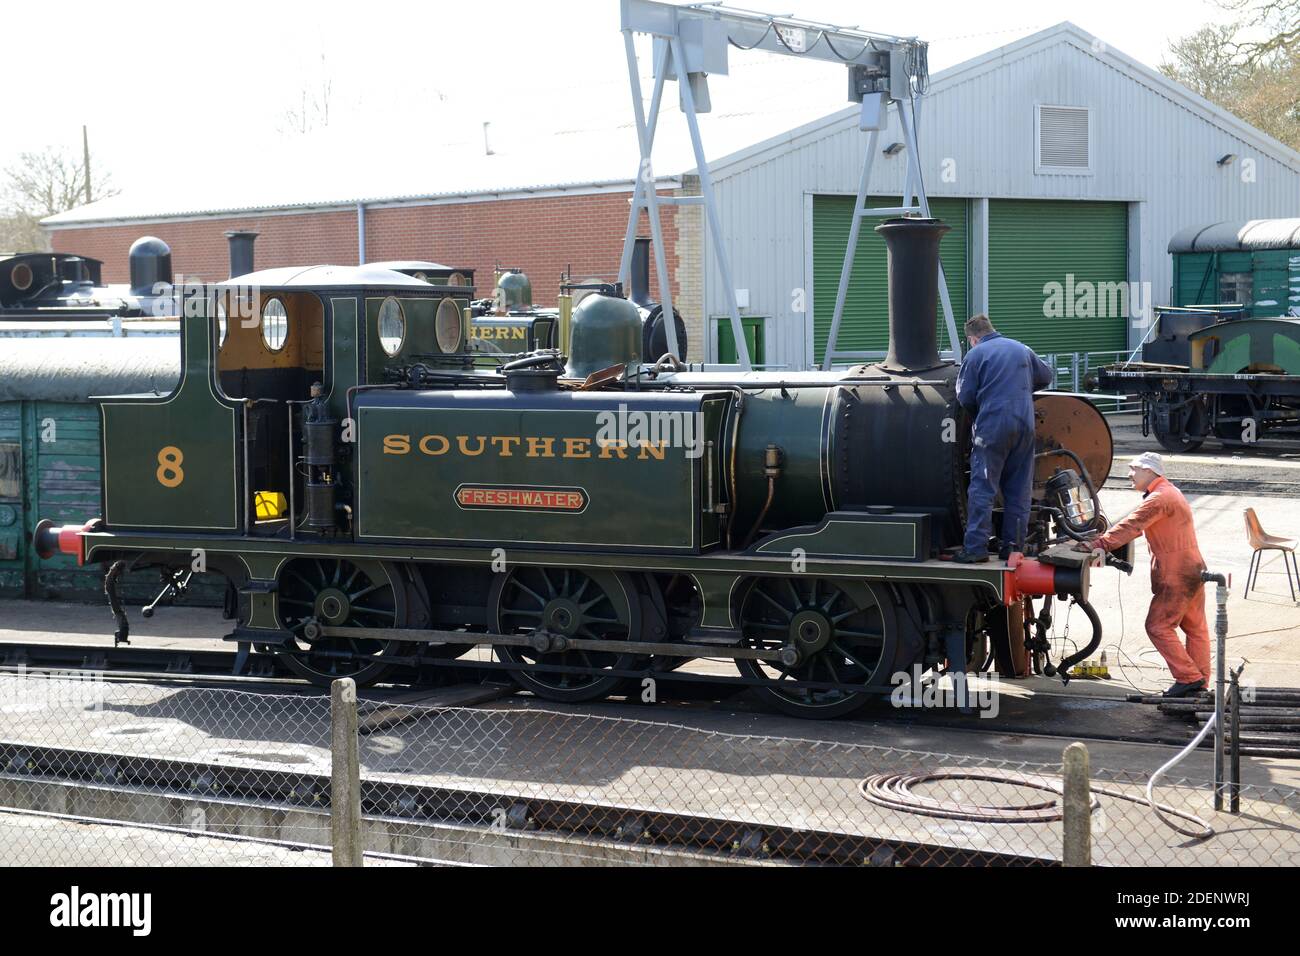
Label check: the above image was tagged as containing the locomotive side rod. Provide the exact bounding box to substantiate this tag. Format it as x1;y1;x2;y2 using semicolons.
318;625;786;662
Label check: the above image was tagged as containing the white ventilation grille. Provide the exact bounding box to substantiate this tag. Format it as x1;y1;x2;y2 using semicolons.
1037;106;1091;172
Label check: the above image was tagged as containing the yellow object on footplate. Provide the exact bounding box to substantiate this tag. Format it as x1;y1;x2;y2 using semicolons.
1068;659;1112;679
255;491;286;520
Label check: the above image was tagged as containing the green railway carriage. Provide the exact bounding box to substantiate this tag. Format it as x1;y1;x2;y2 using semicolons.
1169;218;1300;316
1097;219;1300;451
0;338;222;602
34;225;1121;719
1101;315;1300;450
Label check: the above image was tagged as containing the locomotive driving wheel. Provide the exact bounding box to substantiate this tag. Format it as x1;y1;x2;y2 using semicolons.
736;578;896;719
490;567;641;703
275;557;409;687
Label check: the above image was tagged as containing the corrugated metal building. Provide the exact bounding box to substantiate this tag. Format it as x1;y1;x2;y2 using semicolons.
700;22;1300;369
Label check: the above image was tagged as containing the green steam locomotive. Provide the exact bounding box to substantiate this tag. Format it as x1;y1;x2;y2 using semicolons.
34;218;1120;718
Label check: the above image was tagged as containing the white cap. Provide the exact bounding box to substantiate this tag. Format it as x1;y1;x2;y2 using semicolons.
1128;451;1164;476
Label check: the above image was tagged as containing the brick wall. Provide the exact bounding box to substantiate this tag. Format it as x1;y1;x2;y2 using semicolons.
673;175;705;361
50;210;361;286
49;191;693;334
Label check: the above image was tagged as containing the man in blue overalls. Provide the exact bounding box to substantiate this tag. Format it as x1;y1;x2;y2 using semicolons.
954;315;1054;563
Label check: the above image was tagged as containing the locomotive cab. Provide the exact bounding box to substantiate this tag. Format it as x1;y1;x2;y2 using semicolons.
94;266;475;538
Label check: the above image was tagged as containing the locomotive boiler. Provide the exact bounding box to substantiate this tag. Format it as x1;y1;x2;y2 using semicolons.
33;216;1122;718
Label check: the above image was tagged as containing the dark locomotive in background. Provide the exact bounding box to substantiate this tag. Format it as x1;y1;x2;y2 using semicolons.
30;217;1125;719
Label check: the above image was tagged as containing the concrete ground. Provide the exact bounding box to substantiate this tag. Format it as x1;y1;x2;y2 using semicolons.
1085;415;1300;693
1108;412;1300;487
0;422;1297;865
0;807;413;866
0;674;1292;866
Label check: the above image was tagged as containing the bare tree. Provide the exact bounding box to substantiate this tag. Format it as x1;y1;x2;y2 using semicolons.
1159;24;1242;100
0;213;45;254
1;144;118;252
1219;0;1300;64
279;53;334;135
1162;22;1300;149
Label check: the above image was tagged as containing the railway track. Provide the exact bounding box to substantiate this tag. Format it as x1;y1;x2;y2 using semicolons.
1103;475;1300;498
0;639;1227;751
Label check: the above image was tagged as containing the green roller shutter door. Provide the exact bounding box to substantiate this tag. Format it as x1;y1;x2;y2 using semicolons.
988;200;1128;353
812;195;968;365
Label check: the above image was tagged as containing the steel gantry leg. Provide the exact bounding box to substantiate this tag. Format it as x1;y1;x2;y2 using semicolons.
618;33;669;290
669;34;751;370
620;29;682;361
897;97;960;358
619;1;938;373
821;126;880;370
820;98;958;368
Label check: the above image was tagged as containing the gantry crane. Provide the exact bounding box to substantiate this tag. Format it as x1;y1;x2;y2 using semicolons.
617;0;957;370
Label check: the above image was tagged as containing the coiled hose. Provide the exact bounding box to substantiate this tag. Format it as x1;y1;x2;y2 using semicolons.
861;726;1216;840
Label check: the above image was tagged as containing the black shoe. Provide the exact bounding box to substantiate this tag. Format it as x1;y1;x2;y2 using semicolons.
953;549;990;564
1162;680;1206;699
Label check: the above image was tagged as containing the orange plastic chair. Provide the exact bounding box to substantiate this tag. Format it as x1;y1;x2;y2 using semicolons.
1244;508;1298;600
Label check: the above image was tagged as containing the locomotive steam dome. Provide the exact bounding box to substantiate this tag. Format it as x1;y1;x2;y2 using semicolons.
565;292;643;377
127;236;173;297
495;270;532;311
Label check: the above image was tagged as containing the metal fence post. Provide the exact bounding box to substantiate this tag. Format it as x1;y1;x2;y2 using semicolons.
1229;664;1243;814
331;677;363;867
1204;571;1228;811
1062;742;1091;866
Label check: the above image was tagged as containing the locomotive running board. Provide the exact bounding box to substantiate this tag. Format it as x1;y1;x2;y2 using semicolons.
317;625;789;661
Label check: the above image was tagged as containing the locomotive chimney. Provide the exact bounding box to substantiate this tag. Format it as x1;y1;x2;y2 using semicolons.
629;236;651;307
876;217;950;374
225;230;259;279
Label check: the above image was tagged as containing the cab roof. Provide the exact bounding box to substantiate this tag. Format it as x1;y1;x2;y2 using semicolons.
214;264;437;291
366;260;457;271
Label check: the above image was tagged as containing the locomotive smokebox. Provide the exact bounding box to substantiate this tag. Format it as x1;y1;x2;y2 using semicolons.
225;231;258;279
128;236;173;297
876;217;949;375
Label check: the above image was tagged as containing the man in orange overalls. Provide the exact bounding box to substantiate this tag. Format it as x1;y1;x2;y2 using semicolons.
1086;452;1211;698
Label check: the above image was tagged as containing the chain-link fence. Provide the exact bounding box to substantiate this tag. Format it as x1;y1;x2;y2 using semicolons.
0;672;1295;867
